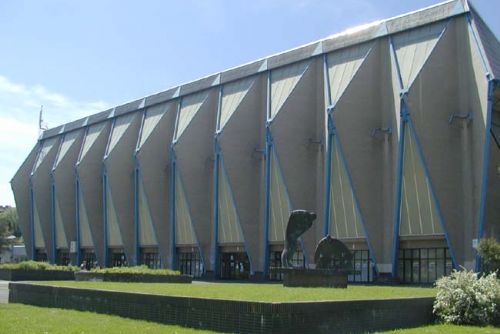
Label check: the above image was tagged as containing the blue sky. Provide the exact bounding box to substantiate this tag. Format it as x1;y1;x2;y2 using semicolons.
0;0;498;206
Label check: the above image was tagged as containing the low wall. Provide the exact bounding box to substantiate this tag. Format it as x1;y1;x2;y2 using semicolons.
74;271;192;283
9;283;435;334
0;269;74;281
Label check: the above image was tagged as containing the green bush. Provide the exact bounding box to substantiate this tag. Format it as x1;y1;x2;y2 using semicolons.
0;260;78;271
433;269;499;325
478;238;500;275
91;265;180;276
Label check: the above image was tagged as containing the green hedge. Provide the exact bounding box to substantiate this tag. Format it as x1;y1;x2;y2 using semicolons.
91;265;180;276
0;261;78;271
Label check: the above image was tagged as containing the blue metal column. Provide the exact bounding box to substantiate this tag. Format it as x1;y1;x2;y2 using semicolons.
50;175;57;264
102;167;109;267
133;110;146;267
211;86;223;277
212;138;221;277
75;174;81;265
391;94;408;276
262;71;272;277
133;158;140;266
29;181;36;260
476;79;496;272
322;54;334;237
169;148;177;270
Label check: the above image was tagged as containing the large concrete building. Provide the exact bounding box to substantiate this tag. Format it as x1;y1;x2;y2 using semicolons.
11;0;500;283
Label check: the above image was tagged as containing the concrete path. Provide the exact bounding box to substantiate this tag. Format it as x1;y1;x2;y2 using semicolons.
0;280;8;303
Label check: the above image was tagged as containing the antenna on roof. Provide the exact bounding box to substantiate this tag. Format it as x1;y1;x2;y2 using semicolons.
38;105;48;135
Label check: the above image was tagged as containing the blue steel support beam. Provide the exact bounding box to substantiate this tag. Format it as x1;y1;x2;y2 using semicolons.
102;167;109;266
476;79;496;272
169;148;177;270
75;174;81;265
211;86;223;277
262;71;272;277
322;53;334;237
29;181;36;259
211;138;221;277
133;157;140;266
133;110;147;267
323;114;334;237
391;94;408;276
50;175;56;264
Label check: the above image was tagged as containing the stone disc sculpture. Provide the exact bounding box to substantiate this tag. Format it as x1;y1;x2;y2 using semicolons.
314;235;353;271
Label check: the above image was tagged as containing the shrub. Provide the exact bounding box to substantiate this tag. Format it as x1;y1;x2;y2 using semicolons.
433;269;499;325
0;261;78;271
91;265;180;276
478;238;500;275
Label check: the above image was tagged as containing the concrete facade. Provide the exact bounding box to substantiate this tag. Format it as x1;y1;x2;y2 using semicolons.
11;0;500;282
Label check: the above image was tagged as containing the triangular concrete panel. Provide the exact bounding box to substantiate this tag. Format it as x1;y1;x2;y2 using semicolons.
270;61;310;120
106;113;136;156
392;21;447;89
329;137;365;239
78;188;94;248
137;104;168;149
79;122;107;162
327;42;372;104
106;185;124;247
399;126;443;236
138;178;158;247
218;77;255;132
54;198;68;248
32;137;58;174
174;171;197;246
268;149;291;243
54;130;81;167
174;91;209;142
218;158;244;244
33;202;45;248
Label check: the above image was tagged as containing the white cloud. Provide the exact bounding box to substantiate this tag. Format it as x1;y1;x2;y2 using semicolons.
0;74;109;206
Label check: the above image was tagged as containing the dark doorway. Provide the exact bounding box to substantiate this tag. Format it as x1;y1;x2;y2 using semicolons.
219;252;250;280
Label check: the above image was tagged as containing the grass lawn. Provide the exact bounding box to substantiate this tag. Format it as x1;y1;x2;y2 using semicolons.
33;281;435;302
0;303;217;334
2;304;498;334
377;324;500;333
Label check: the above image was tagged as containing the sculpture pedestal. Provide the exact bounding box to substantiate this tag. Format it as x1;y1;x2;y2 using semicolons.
272;268;349;288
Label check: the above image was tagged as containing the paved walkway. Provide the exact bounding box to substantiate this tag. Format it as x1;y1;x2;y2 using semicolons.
0;280;8;303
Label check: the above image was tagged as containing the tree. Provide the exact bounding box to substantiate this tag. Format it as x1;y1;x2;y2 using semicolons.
0;207;20;248
478;237;500;276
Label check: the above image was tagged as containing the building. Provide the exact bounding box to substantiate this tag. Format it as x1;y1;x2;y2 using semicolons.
11;0;500;283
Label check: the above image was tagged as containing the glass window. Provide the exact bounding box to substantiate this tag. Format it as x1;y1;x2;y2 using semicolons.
398;247;451;284
220;252;250;280
177;250;203;278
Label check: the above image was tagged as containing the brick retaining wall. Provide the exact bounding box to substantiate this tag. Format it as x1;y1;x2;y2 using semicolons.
9;282;435;333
